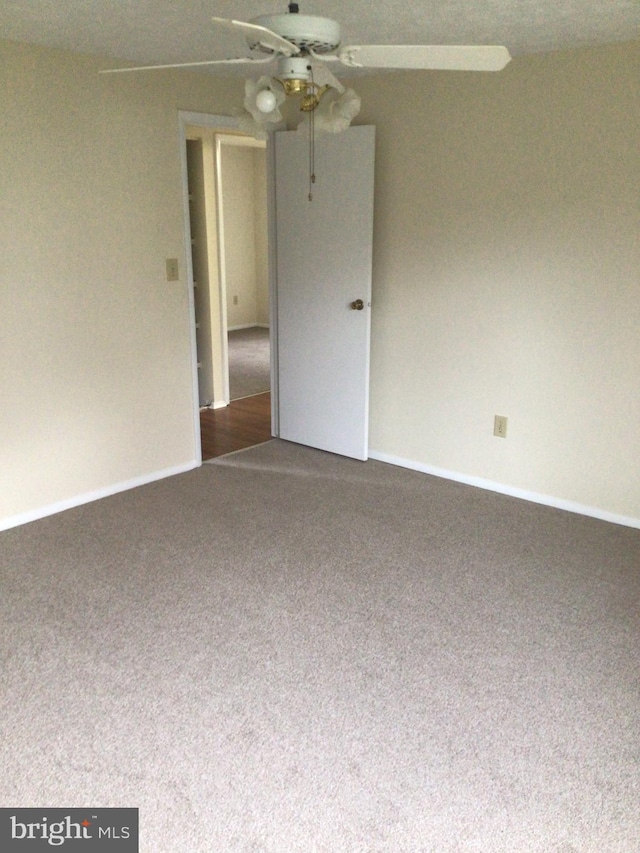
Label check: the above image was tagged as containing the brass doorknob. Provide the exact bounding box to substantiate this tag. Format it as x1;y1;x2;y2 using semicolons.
351;299;364;310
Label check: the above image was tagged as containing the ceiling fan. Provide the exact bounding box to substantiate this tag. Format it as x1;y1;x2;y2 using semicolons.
101;3;511;137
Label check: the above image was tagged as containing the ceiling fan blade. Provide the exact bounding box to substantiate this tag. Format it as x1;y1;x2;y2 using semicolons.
99;56;274;74
212;16;300;57
339;44;511;72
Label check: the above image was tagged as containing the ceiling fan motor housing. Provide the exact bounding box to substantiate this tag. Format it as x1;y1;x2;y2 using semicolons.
249;14;341;54
277;56;313;82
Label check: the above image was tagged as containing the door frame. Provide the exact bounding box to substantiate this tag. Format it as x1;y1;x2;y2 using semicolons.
178;111;279;462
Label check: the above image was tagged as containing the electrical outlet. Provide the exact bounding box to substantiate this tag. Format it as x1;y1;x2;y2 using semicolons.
233;295;239;306
165;258;179;281
494;415;508;438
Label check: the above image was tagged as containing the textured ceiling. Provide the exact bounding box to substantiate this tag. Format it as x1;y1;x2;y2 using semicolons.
1;0;639;72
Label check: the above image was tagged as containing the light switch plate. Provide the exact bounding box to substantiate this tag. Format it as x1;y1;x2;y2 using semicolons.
166;258;179;281
494;415;508;438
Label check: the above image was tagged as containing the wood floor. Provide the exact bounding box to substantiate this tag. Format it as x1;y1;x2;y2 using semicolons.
200;392;272;460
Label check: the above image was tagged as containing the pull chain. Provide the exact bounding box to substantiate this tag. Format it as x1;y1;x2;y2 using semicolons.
308;64;316;202
308;106;316;201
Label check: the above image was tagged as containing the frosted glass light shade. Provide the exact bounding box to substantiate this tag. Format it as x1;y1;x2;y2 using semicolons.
313;88;361;133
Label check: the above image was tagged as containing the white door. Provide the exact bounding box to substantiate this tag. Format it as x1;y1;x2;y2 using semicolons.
274;125;375;460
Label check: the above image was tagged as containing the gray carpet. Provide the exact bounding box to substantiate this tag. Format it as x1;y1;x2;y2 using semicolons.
1;439;639;852
229;326;270;400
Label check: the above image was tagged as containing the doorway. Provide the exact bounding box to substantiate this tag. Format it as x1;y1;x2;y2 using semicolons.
180;113;275;460
180;114;374;464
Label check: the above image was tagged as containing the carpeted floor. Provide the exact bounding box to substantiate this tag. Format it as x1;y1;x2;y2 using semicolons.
1;439;639;851
228;326;270;400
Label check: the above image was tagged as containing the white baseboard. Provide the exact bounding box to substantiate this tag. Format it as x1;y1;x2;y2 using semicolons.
0;461;199;532
368;450;640;530
5;452;637;533
201;400;227;410
228;323;270;332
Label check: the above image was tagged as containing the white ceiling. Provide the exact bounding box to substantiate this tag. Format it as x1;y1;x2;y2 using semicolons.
1;0;639;72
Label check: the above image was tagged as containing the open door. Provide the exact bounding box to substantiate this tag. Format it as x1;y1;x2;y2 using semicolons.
273;125;375;460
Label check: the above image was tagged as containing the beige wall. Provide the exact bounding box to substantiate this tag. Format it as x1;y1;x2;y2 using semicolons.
0;39;242;527
1;37;638;529
358;41;639;524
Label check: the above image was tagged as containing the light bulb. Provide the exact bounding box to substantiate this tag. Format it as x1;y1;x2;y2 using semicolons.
255;89;277;114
